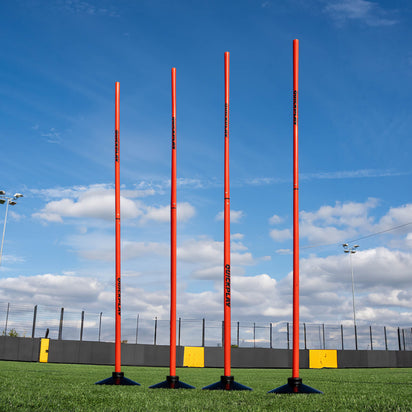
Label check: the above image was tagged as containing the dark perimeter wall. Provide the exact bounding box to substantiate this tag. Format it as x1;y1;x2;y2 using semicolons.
0;337;411;368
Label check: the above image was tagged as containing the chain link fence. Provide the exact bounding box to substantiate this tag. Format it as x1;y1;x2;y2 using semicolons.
1;301;411;350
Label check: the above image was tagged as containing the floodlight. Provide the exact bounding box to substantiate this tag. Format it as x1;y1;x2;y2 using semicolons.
14;193;23;198
0;190;5;195
0;200;5;205
8;201;16;206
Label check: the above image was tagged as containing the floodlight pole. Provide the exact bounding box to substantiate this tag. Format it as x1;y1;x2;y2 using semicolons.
0;199;10;267
0;192;24;266
150;69;194;389
96;82;139;386
203;52;251;391
268;39;321;395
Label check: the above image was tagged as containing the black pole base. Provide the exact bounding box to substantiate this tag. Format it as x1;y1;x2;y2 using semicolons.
202;375;252;391
95;372;140;386
268;377;322;394
149;375;195;389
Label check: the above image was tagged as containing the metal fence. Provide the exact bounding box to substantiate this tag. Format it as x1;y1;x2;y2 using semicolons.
1;301;411;351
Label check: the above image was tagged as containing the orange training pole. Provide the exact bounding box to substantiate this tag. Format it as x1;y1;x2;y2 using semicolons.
202;52;251;391
170;68;177;379
292;38;299;381
223;51;231;379
149;69;194;389
115;81;121;374
268;39;321;394
96;83;139;385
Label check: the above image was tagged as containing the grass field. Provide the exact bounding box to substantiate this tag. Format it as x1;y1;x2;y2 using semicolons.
0;361;411;411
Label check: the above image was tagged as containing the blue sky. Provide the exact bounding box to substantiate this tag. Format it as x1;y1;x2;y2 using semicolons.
1;0;411;330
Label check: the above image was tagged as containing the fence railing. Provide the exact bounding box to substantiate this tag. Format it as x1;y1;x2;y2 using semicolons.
1;301;411;351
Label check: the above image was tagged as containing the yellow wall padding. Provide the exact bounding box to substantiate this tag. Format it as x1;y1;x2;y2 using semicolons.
39;338;50;363
309;349;337;369
183;346;204;368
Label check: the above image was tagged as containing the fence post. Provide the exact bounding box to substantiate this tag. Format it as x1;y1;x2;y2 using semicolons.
270;323;273;349
303;323;307;350
32;305;38;338
384;326;388;351
178;317;181;346
287;322;290;350
369;325;373;350
80;311;84;341
322;323;326;350
58;307;64;340
237;321;240;347
98;312;102;342
221;320;224;347
202;318;205;347
4;303;10;335
354;324;358;350
154;317;157;346
253;323;256;348
135;314;139;344
398;327;401;351
402;329;406;350
341;324;344;350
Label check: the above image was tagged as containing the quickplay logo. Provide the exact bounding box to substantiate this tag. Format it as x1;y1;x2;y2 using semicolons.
225;264;231;307
293;90;297;125
172;117;176;150
116;278;121;316
115;129;119;162
224;103;229;139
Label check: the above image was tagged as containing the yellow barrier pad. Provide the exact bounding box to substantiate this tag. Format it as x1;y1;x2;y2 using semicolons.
39;338;50;363
183;346;204;368
309;349;337;369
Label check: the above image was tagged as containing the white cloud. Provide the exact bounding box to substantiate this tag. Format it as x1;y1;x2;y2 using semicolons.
32;184;195;224
215;210;245;223
377;204;412;230
1;245;411;334
231;233;244;241
406;233;412;249
269;214;284;225
142;204;169;223
8;211;24;222
33;186;141;222
0;254;25;265
178;238;254;267
231;240;248;252
177;238;223;265
0;273;103;307
122;241;169;260
275;249;292;255
270;228;292;242
367;290;412;309
142;202;195;223
192;266;222;280
299;247;412;291
192;265;246;280
300;198;378;227
296;199;412;247
324;0;397;27
59;0;120;17
300;224;354;245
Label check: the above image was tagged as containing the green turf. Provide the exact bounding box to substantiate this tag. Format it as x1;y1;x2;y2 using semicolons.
0;361;411;411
